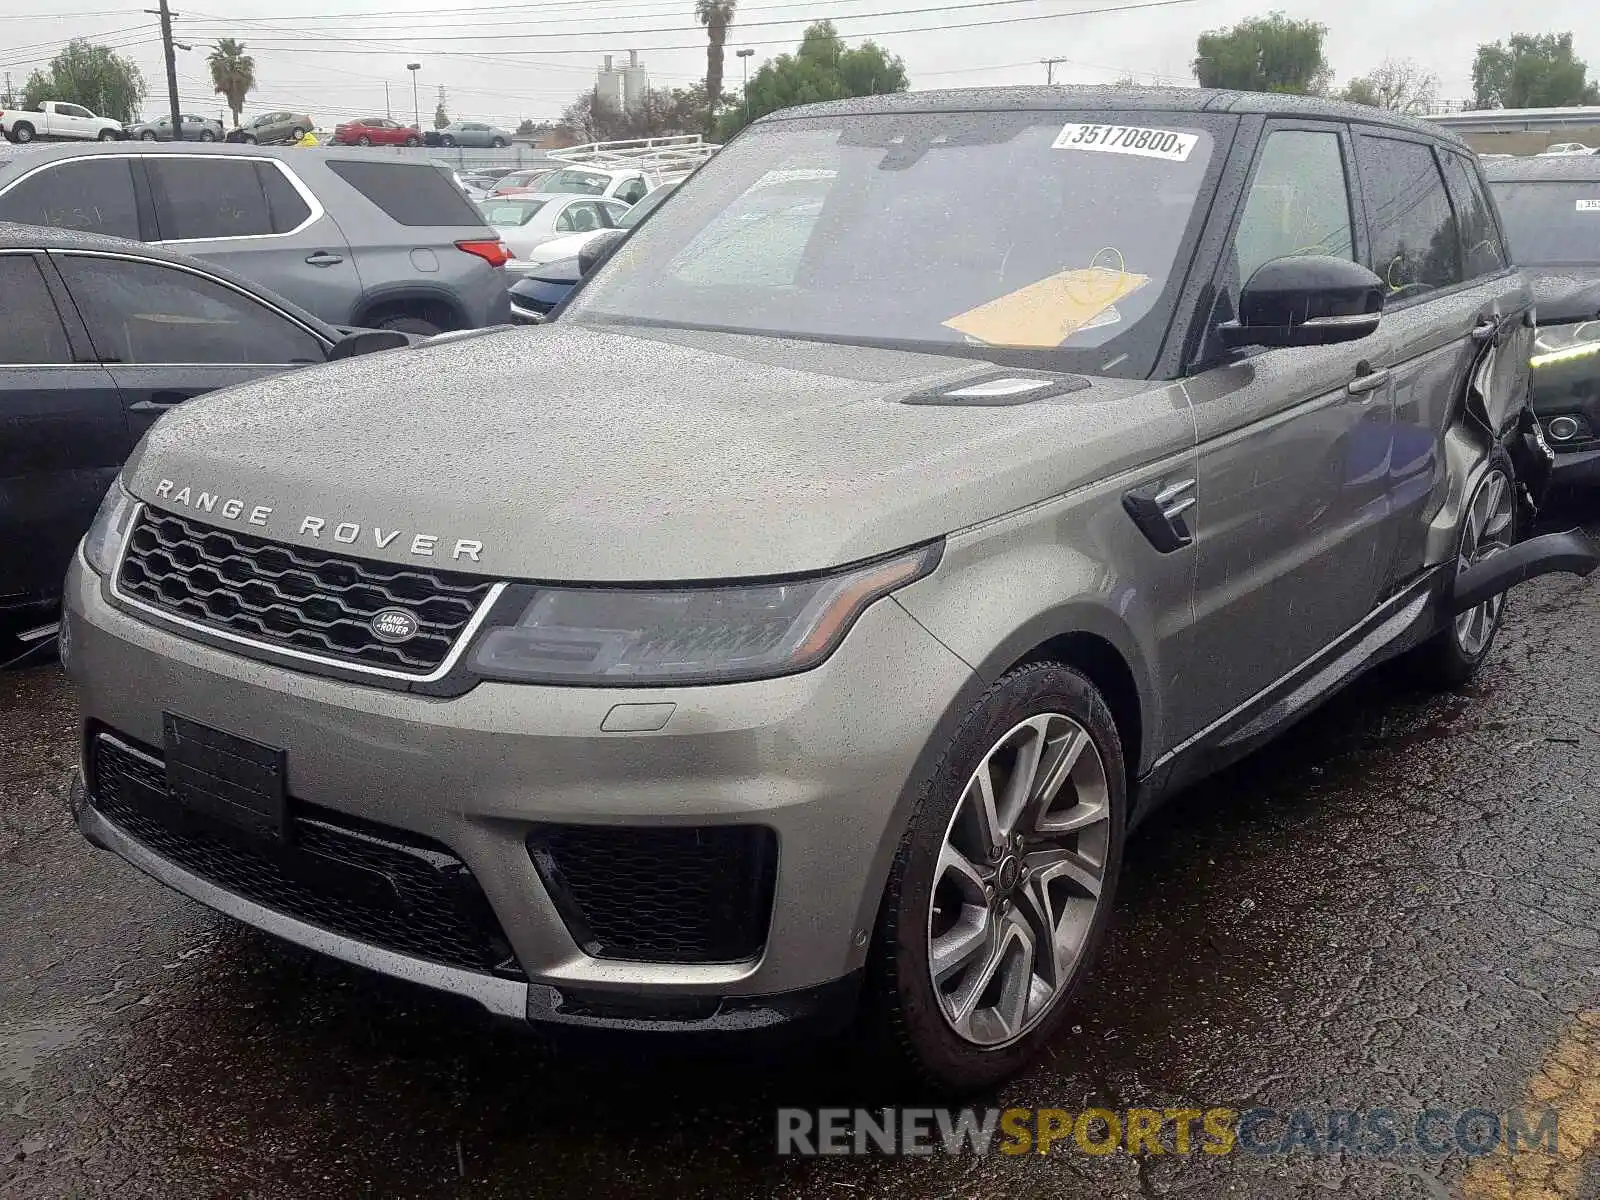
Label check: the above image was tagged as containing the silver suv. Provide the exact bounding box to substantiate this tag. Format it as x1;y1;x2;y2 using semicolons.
62;89;1595;1091
0;143;510;333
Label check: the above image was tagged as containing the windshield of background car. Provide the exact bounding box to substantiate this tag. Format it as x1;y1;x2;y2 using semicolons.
1489;180;1600;266
479;199;546;226
567;109;1231;376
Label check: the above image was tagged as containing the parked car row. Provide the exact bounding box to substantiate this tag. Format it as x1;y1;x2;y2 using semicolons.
46;89;1597;1096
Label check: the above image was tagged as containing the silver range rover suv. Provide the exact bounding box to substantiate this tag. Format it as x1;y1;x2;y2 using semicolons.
63;88;1597;1091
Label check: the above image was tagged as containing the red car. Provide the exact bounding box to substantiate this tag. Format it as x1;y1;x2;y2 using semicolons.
331;117;422;147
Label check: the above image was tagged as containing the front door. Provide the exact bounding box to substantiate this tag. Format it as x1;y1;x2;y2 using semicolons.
0;252;128;612
1173;122;1397;740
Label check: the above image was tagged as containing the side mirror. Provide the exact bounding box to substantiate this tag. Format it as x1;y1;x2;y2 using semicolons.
578;229;629;278
1220;255;1385;349
327;329;412;361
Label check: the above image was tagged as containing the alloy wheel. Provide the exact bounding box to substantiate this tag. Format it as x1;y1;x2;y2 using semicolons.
926;713;1110;1047
1453;467;1515;656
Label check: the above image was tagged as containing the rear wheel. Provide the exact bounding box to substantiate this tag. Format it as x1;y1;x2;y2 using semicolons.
375;314;443;337
10;122;35;144
1416;450;1517;688
289;126;305;141
356;134;372;146
198;128;216;142
441;135;456;148
491;136;507;148
865;662;1126;1093
140;130;157;141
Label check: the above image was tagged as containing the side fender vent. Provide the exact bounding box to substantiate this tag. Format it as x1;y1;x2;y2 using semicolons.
1123;478;1196;553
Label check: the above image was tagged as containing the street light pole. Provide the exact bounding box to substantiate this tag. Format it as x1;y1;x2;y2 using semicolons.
407;63;421;130
736;47;754;127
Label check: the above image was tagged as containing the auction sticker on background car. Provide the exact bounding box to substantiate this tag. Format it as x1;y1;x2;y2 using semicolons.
1052;123;1198;161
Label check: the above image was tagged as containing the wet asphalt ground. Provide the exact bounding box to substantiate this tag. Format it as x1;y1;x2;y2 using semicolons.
2;502;1598;1200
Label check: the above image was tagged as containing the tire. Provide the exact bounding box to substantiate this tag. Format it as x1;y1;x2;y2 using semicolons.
491;137;506;148
140;130;157;141
356;134;372;146
1413;446;1518;689
375;314;444;337
10;122;34;144
198;129;216;142
289;127;305;142
240;133;257;144
440;135;456;148
864;662;1127;1094
404;135;419;147
97;129;118;141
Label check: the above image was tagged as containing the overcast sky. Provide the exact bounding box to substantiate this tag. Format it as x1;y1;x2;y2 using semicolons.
2;0;1599;127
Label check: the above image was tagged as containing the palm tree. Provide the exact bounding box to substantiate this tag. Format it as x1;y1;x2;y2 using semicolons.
695;0;736;128
207;38;255;128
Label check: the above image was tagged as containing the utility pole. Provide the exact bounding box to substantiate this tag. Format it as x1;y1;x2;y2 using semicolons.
1041;57;1069;86
145;0;182;136
385;80;391;120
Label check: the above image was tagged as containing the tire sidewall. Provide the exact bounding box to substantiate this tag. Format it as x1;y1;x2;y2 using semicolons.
1445;449;1517;669
12;124;34;143
873;662;1128;1093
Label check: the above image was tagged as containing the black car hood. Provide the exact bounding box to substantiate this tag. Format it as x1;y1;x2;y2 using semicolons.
510;257;581;292
1527;267;1600;325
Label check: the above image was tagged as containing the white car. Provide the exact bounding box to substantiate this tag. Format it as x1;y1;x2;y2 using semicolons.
510;182;679;268
476;193;632;269
537;164;662;205
1;100;123;144
1540;142;1595;156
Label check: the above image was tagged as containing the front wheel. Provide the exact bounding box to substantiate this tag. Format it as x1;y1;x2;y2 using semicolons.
404;135;419;147
198;129;216;142
288;127;305;142
1415;449;1518;689
440;135;456;148
139;130;157;141
865;662;1126;1093
490;137;506;148
97;129;118;141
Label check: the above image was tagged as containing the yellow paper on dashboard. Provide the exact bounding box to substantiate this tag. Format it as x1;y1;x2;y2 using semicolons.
943;266;1150;348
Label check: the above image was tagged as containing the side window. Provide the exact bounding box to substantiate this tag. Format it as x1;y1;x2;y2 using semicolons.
1356;136;1463;297
616;177;647;205
1233;129;1355;286
56;256;325;365
257;162;312;233
325;159;484;226
148;157;274;241
1439;153;1508;280
600;201;629;227
0;159;140;240
0;256;73;364
59;104;91;119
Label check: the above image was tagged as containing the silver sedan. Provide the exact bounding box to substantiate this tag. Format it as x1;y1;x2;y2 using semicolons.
126;113;227;142
476;193;631;269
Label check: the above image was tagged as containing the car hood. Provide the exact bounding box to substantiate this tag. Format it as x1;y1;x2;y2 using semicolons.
1527;267;1600;325
123;323;1190;582
526;230;600;262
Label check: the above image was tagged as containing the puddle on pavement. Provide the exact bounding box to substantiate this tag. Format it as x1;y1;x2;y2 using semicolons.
0;1018;90;1089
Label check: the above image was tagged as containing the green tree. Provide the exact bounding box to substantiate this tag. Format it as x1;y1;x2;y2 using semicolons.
1471;33;1599;109
433;85;449;129
206;38;255;128
716;21;908;139
20;38;145;122
1192;12;1331;95
1339;58;1439;113
696;0;737;130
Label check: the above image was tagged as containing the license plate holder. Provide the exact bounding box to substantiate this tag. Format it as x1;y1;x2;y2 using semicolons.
163;713;287;844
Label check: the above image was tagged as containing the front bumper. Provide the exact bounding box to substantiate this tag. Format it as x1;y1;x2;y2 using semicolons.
63;553;971;1028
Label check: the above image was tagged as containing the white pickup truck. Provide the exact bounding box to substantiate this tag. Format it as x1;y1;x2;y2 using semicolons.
0;101;124;144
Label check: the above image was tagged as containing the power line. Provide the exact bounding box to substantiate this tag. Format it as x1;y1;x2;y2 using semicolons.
236;0;1202;57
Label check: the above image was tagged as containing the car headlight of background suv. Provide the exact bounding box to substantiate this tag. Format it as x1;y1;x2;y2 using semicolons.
470;542;942;686
82;480;135;577
1531;319;1600;369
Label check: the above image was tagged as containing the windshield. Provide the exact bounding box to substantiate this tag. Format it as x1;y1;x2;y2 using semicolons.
478;199;546;226
567;110;1227;376
1490;180;1600;266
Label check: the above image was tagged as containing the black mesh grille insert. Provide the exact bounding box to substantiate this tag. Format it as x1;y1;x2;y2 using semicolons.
527;825;777;964
90;734;522;978
116;506;495;674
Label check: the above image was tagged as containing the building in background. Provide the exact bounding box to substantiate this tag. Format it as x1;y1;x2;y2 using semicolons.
596;51;649;115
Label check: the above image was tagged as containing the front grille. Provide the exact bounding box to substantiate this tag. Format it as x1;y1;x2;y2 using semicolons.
117;506;495;674
91;734;522;978
528;825;777;964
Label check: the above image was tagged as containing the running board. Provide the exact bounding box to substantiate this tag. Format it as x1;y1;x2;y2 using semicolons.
1450;529;1599;614
17;621;60;643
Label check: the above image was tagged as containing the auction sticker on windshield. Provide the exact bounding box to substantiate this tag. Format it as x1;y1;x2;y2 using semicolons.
1053;123;1198;162
1577;199;1600;212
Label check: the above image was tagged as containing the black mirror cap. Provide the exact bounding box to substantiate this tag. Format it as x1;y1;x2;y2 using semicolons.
578;229;629;278
1221;255;1386;349
327;329;413;362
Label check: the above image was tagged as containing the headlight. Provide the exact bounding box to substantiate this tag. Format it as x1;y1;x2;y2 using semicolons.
82;481;135;576
1531;319;1600;369
470;542;942;686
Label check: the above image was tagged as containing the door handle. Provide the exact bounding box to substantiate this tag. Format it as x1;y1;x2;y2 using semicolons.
1347;366;1391;397
128;392;188;412
304;251;344;267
